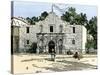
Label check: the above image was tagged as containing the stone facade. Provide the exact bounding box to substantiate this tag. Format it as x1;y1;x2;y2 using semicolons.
11;11;87;54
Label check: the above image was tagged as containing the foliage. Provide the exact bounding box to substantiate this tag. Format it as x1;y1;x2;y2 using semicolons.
67;50;73;55
26;7;97;49
89;17;97;49
85;16;97;49
26;17;32;24
40;11;48;20
61;7;97;49
26;11;48;25
85;39;94;50
61;7;88;25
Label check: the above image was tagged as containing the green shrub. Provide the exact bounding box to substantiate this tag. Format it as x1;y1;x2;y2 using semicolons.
67;50;73;55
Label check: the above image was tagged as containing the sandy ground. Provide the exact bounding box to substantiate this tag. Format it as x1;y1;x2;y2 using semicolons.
12;54;98;74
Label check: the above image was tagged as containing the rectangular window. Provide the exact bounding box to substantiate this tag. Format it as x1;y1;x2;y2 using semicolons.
27;40;29;44
50;26;53;32
26;27;29;33
73;27;75;33
72;39;75;44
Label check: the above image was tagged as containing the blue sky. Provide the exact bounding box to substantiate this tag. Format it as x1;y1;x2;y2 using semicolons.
13;1;97;20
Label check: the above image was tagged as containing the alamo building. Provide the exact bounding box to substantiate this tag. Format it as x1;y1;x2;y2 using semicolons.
11;10;87;54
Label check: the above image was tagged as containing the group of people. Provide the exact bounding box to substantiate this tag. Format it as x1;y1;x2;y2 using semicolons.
50;49;81;61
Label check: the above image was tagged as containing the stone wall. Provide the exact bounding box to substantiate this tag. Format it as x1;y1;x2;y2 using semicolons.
11;11;87;54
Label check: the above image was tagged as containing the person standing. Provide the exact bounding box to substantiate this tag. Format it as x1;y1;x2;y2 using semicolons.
51;49;56;61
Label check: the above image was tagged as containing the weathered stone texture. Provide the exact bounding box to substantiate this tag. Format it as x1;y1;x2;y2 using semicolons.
11;12;87;54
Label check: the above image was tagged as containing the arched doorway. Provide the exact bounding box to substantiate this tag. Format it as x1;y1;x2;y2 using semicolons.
48;40;55;53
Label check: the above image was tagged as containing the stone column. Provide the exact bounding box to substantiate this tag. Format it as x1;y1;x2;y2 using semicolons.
56;46;59;54
46;45;49;53
82;49;86;54
37;45;39;54
36;35;39;54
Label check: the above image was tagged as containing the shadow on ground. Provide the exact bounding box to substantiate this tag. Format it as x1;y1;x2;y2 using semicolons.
32;59;97;72
21;57;71;62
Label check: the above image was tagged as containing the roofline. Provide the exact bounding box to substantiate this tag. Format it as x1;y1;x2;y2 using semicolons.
11;17;30;25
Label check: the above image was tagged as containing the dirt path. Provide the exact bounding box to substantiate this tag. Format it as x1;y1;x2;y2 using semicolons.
13;54;97;74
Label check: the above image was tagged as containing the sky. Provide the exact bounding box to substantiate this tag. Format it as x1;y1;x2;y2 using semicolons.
12;1;98;20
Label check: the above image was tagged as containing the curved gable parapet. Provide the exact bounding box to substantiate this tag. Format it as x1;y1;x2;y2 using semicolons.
43;12;69;25
11;17;29;24
11;20;16;26
35;11;69;27
11;17;30;27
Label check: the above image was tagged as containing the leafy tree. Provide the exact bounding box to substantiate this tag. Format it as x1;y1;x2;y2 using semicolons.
88;16;97;49
80;13;88;25
41;11;48;17
61;12;70;22
26;17;32;24
75;13;88;25
61;7;88;25
61;7;77;24
39;11;48;21
61;7;97;49
26;11;48;24
85;39;94;52
31;16;39;25
25;8;97;50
